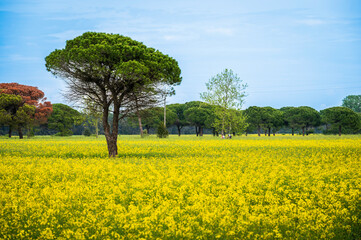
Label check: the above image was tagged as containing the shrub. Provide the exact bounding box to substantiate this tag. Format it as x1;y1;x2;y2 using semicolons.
83;128;91;136
157;122;168;138
55;129;73;136
142;129;149;138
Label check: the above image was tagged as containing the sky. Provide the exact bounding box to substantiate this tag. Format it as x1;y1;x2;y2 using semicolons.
0;0;360;110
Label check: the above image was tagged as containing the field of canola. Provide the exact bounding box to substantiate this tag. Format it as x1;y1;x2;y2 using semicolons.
0;135;361;239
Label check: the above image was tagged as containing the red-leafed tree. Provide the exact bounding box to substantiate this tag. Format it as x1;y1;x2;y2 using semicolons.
0;83;52;138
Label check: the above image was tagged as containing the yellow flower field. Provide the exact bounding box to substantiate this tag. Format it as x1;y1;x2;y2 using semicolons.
0;135;360;239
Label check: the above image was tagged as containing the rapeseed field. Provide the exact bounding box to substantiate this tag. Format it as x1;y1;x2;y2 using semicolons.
0;135;360;239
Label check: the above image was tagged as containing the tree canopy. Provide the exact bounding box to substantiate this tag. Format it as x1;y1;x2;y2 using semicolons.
342;95;361;113
321;107;361;136
244;106;268;136
48;103;83;136
281;106;320;136
0;94;33;138
168;103;188;136
184;102;213;136
200;69;247;135
45;32;181;157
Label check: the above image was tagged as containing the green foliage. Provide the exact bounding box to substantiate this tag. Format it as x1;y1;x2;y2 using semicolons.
244;106;268;134
168;104;187;125
162;108;177;127
83;128;91;136
156;122;169;138
128;107;177;133
48;104;83;136
55;129;73;136
46;32;181;88
262;107;284;134
142;129;149;137
0;94;22;126
184;105;210;128
200;69;247;109
228;109;249;135
82;98;102;138
168;103;188;136
321;107;361;135
342;95;361;113
13;104;36;128
280;106;320;135
0;93;36;135
200;69;247;134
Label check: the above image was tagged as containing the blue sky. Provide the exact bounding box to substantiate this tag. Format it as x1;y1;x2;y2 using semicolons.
0;0;360;110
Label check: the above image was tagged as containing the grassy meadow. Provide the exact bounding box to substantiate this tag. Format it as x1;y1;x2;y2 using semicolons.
0;135;360;239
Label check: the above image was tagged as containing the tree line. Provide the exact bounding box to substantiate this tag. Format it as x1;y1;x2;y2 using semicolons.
1;93;360;138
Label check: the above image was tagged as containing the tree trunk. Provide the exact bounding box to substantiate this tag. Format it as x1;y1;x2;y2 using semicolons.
177;125;181;136
246;131;248;136
105;134;118;157
8;126;12;138
268;127;271;137
195;126;199;136
200;127;203;136
137;112;143;138
302;127;305;136
257;126;261;136
339;125;342;136
18;127;23;139
102;103;119;157
292;128;294;136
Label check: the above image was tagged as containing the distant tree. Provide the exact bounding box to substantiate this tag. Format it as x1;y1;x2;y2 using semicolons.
279;106;320;136
128;106;176;135
244;106;268;136
342;95;361;113
227;109;249;136
45;32;181;157
261;107;284;136
200;69;247;135
204;105;219;136
168;103;188;136
123;83;165;137
48;104;83;136
0;83;52;138
321;107;361;136
184;103;211;136
82;98;102;138
0;93;35;138
294;107;320;136
134;108;162;134
280;107;297;135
